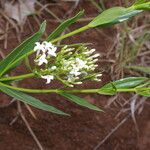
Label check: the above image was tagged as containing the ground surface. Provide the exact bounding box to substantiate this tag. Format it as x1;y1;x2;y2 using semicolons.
0;1;149;150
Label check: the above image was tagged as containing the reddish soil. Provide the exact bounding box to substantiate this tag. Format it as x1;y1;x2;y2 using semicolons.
0;1;149;150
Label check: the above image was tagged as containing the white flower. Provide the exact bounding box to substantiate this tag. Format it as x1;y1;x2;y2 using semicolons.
34;41;57;59
64;48;75;53
41;75;54;84
96;74;102;77
62;60;72;70
34;41;58;67
43;41;57;57
42;41;53;49
34;42;46;56
70;66;81;76
67;75;74;82
47;48;57;57
51;66;57;70
74;81;82;85
92;58;98;63
91;53;100;58
84;49;96;55
94;78;101;81
35;54;48;66
75;58;87;69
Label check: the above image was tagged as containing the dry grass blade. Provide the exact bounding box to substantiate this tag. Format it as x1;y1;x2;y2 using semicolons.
94;96;147;150
36;1;61;22
17;101;44;150
0;98;15;108
130;94;139;133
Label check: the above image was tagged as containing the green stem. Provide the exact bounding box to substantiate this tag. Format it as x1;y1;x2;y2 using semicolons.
117;88;135;92
0;81;149;94
51;25;90;43
0;73;34;82
0;82;98;93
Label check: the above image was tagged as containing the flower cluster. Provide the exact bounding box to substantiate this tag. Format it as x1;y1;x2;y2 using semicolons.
34;41;102;86
34;41;57;83
59;46;102;86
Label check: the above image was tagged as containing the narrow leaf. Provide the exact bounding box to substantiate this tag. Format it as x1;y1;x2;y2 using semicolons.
0;86;68;116
125;66;150;74
102;77;147;89
133;1;150;10
60;93;103;112
98;77;148;95
134;0;147;5
47;11;84;41
88;7;142;28
0;21;46;77
136;89;150;97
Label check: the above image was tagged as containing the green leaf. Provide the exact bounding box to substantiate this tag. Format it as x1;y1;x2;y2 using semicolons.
0;86;68;116
0;21;46;77
134;0;147;5
133;1;150;10
136;88;150;97
136;80;150;97
60;93;103;112
125;66;150;74
88;7;142;28
98;77;148;95
102;77;147;89
47;11;84;41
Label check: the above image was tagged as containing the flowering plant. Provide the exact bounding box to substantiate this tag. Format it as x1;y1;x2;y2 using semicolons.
34;42;101;86
0;0;149;116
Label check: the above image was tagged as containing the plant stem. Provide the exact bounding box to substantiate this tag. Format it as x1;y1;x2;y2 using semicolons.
0;82;98;93
47;2;149;44
116;88;135;92
0;73;34;82
51;25;90;43
0;82;149;94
